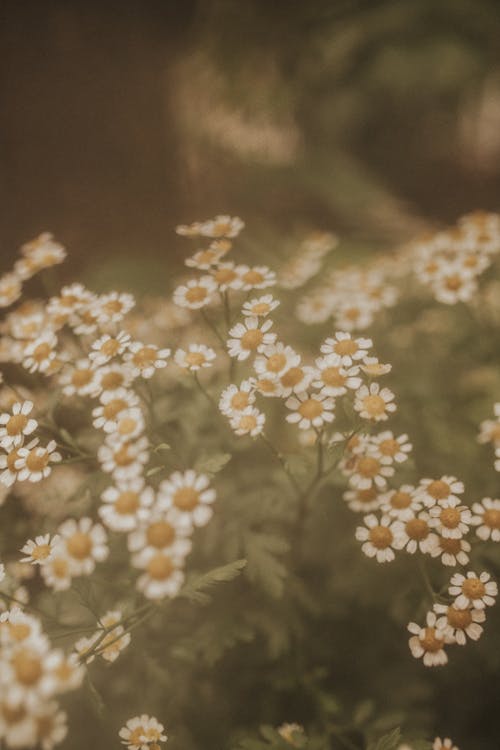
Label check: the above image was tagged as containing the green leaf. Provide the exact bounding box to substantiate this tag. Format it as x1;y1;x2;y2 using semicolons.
195;452;232;475
180;558;247;604
146;466;164;477
368;728;402;750
244;532;289;598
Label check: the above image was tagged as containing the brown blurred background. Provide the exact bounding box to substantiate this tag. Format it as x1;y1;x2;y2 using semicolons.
1;0;500;287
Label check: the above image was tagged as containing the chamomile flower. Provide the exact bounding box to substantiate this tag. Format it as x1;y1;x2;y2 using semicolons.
230;407;266;437
237;264;276;290
433;602;485;645
43;650;84;692
407;611;450;666
119;714;167;749
392;511;437;554
0;445;27;486
346;454;394;490
0;607;42;646
211;261;244;291
429;501;472;539
254;343;300;379
242;294;280;317
92;388;140;431
58;517;109;576
354;383;396;422
277;723;305;745
98;437;149;481
0;401;37;448
477;405;500;445
470;497;500;541
93;363;134;396
433;739;459;750
199;215;244;238
285;391;335;430
174;344;216;371
127;509;192;557
134;548;186;600
22;332;59;374
20;535;59;566
59;359;100;398
360;358;392;377
158;470;216;528
416;476;465;508
227;317;276;360
95;292;135;325
219;380;256;417
379;485;421;520
428;535;471;567
276;364;316;397
123;342;170;379
343;487;381;513
313;356;361;397
173;275;217;309
89;331;131;366
40;551;73;591
185;245;228;269
0;273;22;308
99;480;155;532
355;514;401;562
15;439;62;483
448;571;498;609
320;332;372;366
95;611;131;662
370;431;412;464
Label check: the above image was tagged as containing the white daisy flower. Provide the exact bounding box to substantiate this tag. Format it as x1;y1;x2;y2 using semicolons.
355;514;401;562
0;444;27;487
429;501;472;539
185;245;228;269
93;363;134;396
254;343;300;379
124;342;171;379
59;359;100;398
416;476;465;508
359;358;392;377
158;469;216;528
345;454;394;490
95;291;135;325
211;261;244;291
176;220;202;237
275;364;316;397
22;332;59;373
0;273;22;308
313;355;361;397
236;264;276;290
198;215;244;238
173;275;217;309
433;602;485;646
43;650;84;692
343;487;381;513
92;388;140;432
108;408;146;443
379;485;421;520
0;607;42;646
15;439;62;483
478;405;500;446
407;611;451;667
227;317;276;361
320;332;372;366
470;497;500;541
392;511;437;554
428;535;471;567
174;344;216;371
58;517;108;576
229;407;266;437
89;330;131;366
242;294;280;318
99;479;155;532
127;508;192;557
0;401;37;448
98;437;149;481
370;431;412;464
432;264;477;304
448;571;498;610
95;610;131;663
20;534;60;565
219;380;256;416
40;549;73;591
354;383;396;422
119;714;167;749
2;639;52;706
285;391;335;430
432;738;459;750
134;548;186;600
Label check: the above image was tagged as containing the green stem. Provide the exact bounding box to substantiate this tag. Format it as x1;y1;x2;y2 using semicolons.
259;433;302;495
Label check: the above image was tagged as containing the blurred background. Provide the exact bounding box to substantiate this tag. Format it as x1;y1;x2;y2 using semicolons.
1;0;500;284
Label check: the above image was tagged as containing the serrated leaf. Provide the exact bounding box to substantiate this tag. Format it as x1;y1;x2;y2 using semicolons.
180;558;247;604
195;452;232;475
368;728;402;750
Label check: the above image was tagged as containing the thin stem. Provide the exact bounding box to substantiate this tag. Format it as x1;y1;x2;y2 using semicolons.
193;372;219;411
200;309;226;347
259;433;302;495
417;556;437;601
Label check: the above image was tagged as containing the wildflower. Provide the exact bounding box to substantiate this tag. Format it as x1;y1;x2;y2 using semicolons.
242;294;280;317
199;214;244;238
346;454;394;490
19;232;66;271
227;317;276;360
40;551;73;591
470;497;500;541
158;470;216;528
59;359;99;398
185;245;228;269
478;404;500;445
276;364;316;397
433;602;485;645
20;535;59;565
254;343;300;379
0;401;37;448
285;391;335;430
277;723;305;746
58;517;109;576
392;511;437;554
237;264;276;290
15;439;62;483
134;548;186;600
119;714;167;749
211;261;244;291
99;479;155;532
343;487;381;513
429;502;472;538
230;407;266;437
354;383;396;422
407;611;451;666
96;610;131;662
97;436;149;481
313;356;362;397
22;332;59;373
370;431;412;464
0;607;43;646
433;738;459;750
174;344;216;371
89;331;131;366
44;650;84;692
173;276;217;309
219;380;256;417
379;486;421;519
428;535;471;567
360;358;392;377
95;292;135;325
127;509;192;557
448;571;498;609
320;332;372;366
355;514;401;562
416;476;464;508
0;444;26;486
432;265;477;304
0;273;22;308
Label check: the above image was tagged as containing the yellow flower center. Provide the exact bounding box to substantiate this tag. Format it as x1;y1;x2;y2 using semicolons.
114;445;134;466
280;367;304;388
185;352;206;367
103;398;128;420
118;416;139;436
147;553;174;580
368;525;393;549
132;347;157;367
356;456;380;478
439;536;461;554
446;606;472;629
185;286;208;303
239;414;257;432
214;268;237;284
26;450;50;472
146;521;175;548
243;270;264;285
7;448;22;472
462;578;485;599
427;480;451;500
71;369;93;387
483;509;500;529
52;558;69;578
298;398;323;420
421;627;444;652
1;703;27;724
31;544;51;561
101;372;124;389
405;518;429;540
66;532;92;560
33;342;51;362
266;353;287;373
362;394;386;417
6;414;28;435
8;623;32;641
251;302;270;315
231;392;249;410
173;487;200;511
241;329;264;350
334;339;358;356
12;651;42;685
100;339;121;357
321;366;345;387
390;490;412;509
440;507;461;528
379;438;400;457
115;491;140;514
